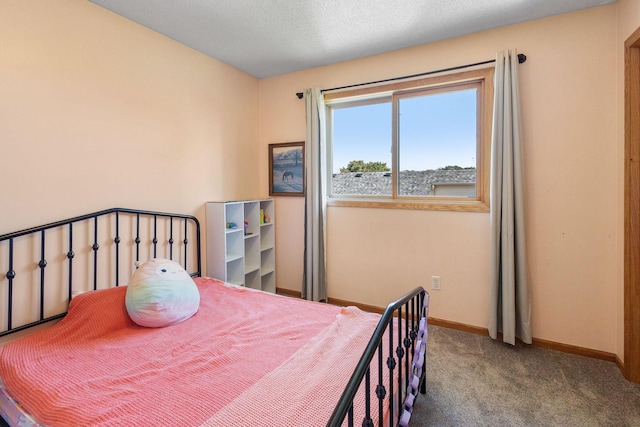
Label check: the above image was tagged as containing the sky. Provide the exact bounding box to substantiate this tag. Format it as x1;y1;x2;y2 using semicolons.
331;88;477;173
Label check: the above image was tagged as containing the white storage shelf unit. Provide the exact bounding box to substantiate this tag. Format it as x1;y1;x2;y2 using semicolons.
206;200;275;293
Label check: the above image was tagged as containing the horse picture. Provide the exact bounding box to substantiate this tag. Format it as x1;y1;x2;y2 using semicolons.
269;142;305;196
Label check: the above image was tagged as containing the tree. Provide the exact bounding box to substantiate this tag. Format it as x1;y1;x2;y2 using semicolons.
340;160;390;173
293;148;302;166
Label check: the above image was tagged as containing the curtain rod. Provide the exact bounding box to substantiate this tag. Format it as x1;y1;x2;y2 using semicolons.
295;53;526;99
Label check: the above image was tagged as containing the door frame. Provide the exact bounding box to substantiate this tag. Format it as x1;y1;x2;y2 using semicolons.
624;26;640;383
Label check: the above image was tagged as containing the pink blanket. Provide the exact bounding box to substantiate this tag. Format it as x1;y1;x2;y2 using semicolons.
201;305;389;427
0;278;377;427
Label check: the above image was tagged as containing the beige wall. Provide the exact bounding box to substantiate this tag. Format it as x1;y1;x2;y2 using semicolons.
1;0;634;358
0;0;261;238
260;5;621;353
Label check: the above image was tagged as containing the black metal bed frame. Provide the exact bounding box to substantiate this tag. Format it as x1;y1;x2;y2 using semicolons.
328;287;429;427
0;208;201;338
0;207;427;427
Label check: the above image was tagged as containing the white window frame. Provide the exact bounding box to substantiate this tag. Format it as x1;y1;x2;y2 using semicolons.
325;67;494;212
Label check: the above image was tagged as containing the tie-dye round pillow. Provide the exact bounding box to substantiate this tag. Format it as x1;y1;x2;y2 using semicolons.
125;258;200;327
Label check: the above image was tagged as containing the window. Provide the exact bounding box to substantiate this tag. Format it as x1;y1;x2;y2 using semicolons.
325;67;494;212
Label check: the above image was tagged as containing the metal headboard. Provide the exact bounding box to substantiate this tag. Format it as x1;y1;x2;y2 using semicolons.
0;208;201;337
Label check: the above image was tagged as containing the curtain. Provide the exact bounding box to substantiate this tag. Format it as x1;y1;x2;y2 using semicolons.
302;88;327;302
489;49;532;345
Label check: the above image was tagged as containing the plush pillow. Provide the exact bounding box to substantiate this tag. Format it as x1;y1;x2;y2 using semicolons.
125;258;200;328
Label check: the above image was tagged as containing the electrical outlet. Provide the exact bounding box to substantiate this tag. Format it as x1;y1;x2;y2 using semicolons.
431;275;441;290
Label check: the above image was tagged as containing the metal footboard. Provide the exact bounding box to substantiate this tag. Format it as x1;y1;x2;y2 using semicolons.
327;287;429;427
0;208;201;338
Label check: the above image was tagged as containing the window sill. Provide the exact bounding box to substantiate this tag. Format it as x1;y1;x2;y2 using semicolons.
327;198;489;212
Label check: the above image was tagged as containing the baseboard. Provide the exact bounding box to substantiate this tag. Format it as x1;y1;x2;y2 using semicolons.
326;297;386;315
275;289;621;367
430;316;619;363
427;317;490;336
275;287;301;298
276;288;387;314
531;336;618;363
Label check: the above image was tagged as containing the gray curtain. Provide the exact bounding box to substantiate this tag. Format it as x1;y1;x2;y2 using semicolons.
489;49;532;345
302;87;327;302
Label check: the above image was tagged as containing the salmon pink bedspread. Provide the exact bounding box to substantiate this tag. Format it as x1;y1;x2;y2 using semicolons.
0;278;381;427
201;304;390;427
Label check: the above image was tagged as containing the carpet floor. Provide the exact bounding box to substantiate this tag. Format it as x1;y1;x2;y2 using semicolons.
410;325;640;426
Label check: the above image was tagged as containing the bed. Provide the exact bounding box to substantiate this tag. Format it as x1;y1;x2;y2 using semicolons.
0;208;428;427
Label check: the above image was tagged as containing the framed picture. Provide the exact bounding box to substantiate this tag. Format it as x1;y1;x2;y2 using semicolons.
269;141;305;196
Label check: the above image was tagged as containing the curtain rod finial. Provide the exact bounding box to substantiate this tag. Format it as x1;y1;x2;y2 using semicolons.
296;92;304;99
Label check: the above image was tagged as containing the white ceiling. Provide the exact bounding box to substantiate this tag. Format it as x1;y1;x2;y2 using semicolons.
89;0;616;79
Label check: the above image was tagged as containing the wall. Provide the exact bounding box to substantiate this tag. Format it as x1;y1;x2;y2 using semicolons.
259;5;620;353
0;0;627;357
0;0;260;238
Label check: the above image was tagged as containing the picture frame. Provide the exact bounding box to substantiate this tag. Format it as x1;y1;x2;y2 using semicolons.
269;141;305;196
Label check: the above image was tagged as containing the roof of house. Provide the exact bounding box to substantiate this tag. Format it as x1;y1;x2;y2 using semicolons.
331;169;476;196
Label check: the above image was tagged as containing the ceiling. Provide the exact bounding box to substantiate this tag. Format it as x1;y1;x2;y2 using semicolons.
89;0;616;79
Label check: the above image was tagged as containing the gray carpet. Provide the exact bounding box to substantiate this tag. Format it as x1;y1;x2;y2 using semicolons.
410;325;640;427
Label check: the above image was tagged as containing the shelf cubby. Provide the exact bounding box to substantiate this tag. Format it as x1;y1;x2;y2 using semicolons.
206;199;275;293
